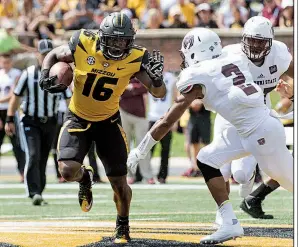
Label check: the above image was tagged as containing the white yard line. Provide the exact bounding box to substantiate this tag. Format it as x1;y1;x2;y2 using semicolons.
0;183;288;191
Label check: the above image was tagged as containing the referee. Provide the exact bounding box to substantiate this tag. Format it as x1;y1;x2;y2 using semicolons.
5;39;72;205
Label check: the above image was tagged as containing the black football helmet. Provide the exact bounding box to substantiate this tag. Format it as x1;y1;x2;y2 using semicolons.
98;12;136;60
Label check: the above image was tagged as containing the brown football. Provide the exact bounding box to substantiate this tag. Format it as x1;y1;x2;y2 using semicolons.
49;62;73;87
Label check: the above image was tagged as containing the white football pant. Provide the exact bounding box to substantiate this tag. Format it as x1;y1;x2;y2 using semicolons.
198;115;293;192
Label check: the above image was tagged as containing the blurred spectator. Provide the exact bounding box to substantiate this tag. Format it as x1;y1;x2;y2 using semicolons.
0;0;18;19
230;6;244;28
84;9;106;29
63;0;95;30
195;3;218;28
261;0;281;27
168;0;195;27
114;0;137;19
120;78;155;184
127;0;146;19
217;0;248;28
140;0;163;28
279;0;293;27
182;100;211;177
147;72;177;184
0;18;36;55
168;6;188;28
146;8;165;28
99;0;118;13
27;15;57;48
0;53;25;182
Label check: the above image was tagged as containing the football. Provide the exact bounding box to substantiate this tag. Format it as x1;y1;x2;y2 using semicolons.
49;62;73;87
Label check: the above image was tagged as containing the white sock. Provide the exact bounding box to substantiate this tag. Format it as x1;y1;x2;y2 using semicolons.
219;200;238;225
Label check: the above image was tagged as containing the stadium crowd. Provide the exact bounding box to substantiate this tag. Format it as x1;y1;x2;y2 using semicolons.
0;0;294;188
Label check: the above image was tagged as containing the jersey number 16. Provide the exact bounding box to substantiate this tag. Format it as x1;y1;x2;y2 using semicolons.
82;74;118;101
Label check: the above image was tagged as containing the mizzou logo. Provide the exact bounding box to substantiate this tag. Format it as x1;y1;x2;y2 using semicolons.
183;35;194;50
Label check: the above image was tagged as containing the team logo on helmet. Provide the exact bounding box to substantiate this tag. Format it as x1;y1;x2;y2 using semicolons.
183;35;194;50
87;56;95;65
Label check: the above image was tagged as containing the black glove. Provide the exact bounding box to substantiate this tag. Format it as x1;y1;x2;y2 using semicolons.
39;69;67;93
145;50;164;87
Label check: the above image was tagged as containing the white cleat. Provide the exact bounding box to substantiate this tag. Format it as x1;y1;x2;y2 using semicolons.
200;220;244;245
212;209;223;229
239;171;256;198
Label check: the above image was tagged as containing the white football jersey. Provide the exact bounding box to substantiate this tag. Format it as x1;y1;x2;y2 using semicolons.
223;40;292;107
177;52;270;137
0;68;21;110
148;72;176;122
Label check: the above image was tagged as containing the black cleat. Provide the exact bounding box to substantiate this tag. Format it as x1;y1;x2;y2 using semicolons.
240;197;274;219
113;225;131;244
78;165;94;212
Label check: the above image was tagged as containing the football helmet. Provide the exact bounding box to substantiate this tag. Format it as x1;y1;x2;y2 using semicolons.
99;12;136;60
180;28;222;69
242;16;274;62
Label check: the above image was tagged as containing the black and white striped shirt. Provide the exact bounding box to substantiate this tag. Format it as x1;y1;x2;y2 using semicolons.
14;65;72;118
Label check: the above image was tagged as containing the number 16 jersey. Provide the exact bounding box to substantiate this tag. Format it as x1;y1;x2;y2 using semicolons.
68;29;147;121
177;51;270;137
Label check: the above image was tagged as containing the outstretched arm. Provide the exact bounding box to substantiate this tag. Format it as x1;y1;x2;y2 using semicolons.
127;85;203;172
135;50;166;98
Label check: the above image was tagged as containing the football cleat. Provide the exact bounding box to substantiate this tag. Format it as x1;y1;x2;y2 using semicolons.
240;197;274;219
78;165;94;212
239;171;256;198
113;225;131;244
32;194;43;206
200;220;244;245
213;209;222;229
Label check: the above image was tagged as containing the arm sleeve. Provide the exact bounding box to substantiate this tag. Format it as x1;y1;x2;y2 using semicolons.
68;30;81;57
14;69;28;96
275;41;292;75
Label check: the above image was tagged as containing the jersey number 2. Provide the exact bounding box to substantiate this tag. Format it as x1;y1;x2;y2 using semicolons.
82;74;118;101
221;63;258;96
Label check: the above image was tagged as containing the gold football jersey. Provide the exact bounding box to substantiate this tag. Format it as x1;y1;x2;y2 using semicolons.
69;29;146;121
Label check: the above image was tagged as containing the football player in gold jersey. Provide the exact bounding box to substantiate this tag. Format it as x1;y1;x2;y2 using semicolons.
39;12;166;243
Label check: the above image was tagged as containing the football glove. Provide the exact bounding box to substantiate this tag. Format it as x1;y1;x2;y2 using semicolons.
39;69;67;93
145;50;164;86
127;148;147;174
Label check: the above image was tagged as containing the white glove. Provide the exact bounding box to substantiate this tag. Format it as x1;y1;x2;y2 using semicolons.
127;148;146;174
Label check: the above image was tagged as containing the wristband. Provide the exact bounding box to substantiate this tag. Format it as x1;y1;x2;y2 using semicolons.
6;116;14;123
40;69;50;80
137;132;158;156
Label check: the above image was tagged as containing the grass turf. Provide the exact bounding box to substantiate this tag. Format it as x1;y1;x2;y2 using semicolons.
0;184;292;226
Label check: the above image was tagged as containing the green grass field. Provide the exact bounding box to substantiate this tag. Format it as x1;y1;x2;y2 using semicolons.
0;182;293;247
0;183;292;225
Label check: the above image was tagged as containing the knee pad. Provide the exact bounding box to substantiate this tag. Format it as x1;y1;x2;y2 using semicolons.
233;170;247;184
197;160;223;183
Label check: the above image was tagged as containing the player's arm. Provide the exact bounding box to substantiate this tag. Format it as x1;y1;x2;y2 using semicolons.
39;30;80;93
135;50;166;98
127;85;203;172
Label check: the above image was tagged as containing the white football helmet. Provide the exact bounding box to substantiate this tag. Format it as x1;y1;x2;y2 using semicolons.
242;16;274;62
180;28;222;69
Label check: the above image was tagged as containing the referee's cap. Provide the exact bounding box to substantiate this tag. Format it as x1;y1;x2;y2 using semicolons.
38;39;54;55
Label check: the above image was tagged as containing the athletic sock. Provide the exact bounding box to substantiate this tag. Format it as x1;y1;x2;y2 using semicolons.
116;215;129;226
219;200;238;225
248;183;276;201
